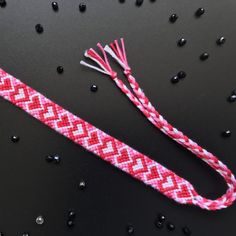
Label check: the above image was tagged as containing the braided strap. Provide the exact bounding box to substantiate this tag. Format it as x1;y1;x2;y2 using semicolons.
80;38;236;210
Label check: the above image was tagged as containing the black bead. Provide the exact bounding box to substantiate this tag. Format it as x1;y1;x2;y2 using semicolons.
67;220;74;228
126;225;134;234
0;0;6;7
52;2;59;11
35;24;44;34
178;38;187;47
53;154;61;163
45;155;54;163
182;226;192;235
200;52;209;61
158;213;166;222
0;233;4;236
68;211;76;220
22;233;30;236
90;85;98;92
57;66;64;74
136;0;143;7
155;220;164;229
79;180;86;190
216;36;226;46
119;0;125;3
11;135;20;143
169;14;178;23
195;8;205;17
79;3;86;12
166;222;175;231
171;76;179;84
228;94;236;102
222;130;231;138
177;71;186;79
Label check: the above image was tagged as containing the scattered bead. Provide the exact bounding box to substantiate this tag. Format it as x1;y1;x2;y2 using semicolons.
0;0;6;7
0;233;4;236
169;14;178;23
178;38;187;47
216;36;226;46
90;85;98;92
57;66;64;74
167;222;175;231
158;213;166;222
67;220;74;228
222;130;231;138
171;76;179;84
78;180;86;190
200;52;209;61
119;0;125;3
182;226;192;235
46;154;61;163
232;89;236;95
35;24;44;34
53;154;61;163
155;220;164;229
22;233;30;236
36;215;44;225
228;94;236;102
79;3;86;12
126;225;134;234
11;135;20;143
68;211;76;220
177;71;186;79
52;2;59;11
136;0;143;7
195;7;205;17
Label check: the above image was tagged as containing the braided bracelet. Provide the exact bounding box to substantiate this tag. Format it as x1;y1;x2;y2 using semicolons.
80;38;236;210
0;40;235;211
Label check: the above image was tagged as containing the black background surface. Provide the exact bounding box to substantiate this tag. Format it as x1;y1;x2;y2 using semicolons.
0;0;236;235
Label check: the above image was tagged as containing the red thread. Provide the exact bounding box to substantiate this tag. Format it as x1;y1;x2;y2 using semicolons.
81;38;236;210
0;38;235;210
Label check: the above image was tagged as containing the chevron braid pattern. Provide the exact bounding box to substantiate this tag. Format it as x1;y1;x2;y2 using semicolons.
80;39;236;210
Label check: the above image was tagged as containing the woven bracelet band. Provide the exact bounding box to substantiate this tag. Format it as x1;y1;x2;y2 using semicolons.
0;38;235;211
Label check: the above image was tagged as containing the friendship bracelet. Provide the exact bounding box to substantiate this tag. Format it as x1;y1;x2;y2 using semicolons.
80;38;236;210
0;38;235;211
0;68;199;207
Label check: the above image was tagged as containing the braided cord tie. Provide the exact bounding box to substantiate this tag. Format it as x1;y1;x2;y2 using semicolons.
80;38;236;210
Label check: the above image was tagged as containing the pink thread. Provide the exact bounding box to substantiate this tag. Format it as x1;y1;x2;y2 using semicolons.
81;38;236;210
0;68;198;209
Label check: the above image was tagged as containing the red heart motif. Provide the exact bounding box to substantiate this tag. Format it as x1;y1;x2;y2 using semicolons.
128;155;147;175
57;114;71;128
159;173;178;192
87;131;99;146
98;138;118;157
146;166;160;181
176;184;192;199
68;120;88;139
28;95;42;110
116;149;130;164
40;103;58;122
0;78;12;91
10;85;29;103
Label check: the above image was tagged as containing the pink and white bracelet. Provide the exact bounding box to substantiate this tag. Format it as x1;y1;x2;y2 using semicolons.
0;38;235;211
80;38;236;210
